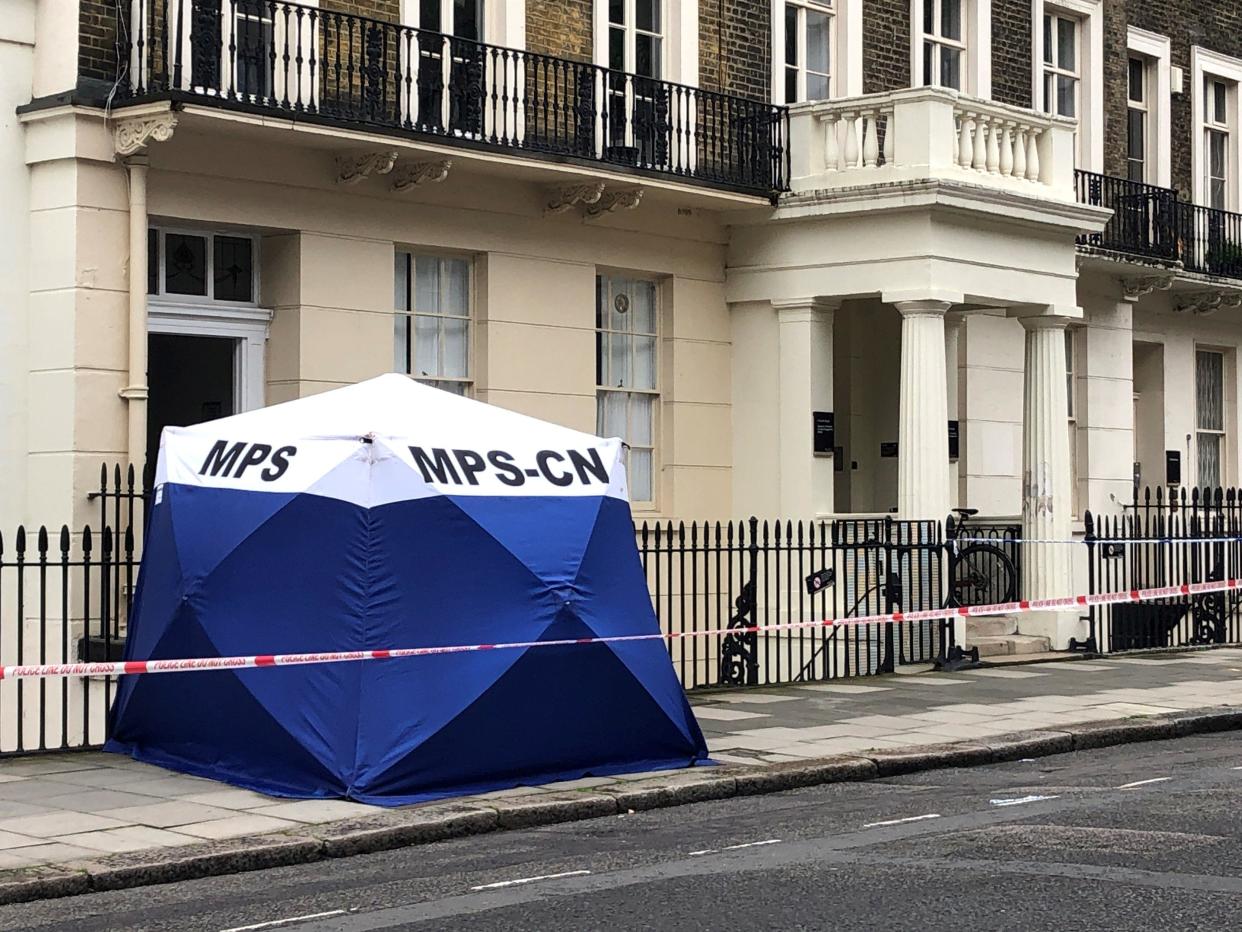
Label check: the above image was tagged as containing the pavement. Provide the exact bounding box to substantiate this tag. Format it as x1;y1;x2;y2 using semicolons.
5;732;1242;930
0;649;1241;905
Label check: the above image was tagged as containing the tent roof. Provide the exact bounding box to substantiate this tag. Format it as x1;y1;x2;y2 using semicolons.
167;374;608;447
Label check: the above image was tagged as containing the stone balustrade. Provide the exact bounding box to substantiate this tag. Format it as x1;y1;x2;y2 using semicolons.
788;87;1078;200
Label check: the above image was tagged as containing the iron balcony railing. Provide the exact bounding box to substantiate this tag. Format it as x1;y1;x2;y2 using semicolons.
117;0;789;196
1075;168;1242;279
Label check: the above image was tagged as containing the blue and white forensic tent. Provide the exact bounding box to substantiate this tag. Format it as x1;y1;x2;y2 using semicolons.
107;374;708;804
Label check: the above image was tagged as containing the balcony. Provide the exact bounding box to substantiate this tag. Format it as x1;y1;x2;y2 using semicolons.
113;0;787;197
1075;169;1242;280
787;87;1079;202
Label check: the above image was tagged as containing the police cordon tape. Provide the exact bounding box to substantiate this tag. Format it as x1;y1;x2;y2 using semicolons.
2;576;1238;681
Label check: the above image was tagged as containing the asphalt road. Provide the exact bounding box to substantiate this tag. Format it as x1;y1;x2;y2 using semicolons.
7;734;1242;931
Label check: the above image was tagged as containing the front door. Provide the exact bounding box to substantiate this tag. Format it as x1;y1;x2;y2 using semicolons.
146;334;237;477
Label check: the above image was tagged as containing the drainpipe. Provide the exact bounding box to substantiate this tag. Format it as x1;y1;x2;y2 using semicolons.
119;155;149;480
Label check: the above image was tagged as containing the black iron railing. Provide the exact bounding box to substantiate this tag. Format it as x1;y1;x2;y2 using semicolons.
1075;170;1179;261
117;0;789;195
1085;485;1242;654
1074;169;1242;279
635;517;945;690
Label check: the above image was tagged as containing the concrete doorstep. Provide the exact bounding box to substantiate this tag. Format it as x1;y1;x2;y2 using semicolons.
3;704;1242;906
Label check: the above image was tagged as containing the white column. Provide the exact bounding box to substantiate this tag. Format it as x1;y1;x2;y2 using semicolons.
1020;315;1074;603
895;299;951;521
775;298;837;519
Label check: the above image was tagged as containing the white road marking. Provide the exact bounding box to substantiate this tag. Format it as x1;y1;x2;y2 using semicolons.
220;912;347;932
1118;777;1172;789
990;795;1060;807
862;814;941;828
690;839;782;856
470;870;591;891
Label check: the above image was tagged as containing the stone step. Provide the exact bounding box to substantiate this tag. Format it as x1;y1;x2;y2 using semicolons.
968;634;1053;657
965;615;1019;638
981;649;1081;666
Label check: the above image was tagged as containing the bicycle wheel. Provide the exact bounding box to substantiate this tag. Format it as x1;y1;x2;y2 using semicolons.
950;543;1017;607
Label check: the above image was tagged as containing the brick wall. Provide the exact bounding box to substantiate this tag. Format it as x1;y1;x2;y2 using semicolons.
527;0;593;61
322;0;400;20
80;0;120;84
698;0;768;101
991;0;1031;108
1106;2;1242;197
863;0;909;94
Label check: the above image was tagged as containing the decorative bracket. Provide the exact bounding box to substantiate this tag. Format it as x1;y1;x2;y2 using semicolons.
1175;290;1242;316
586;186;644;217
114;114;178;156
1120;274;1175;302
335;150;398;185
391;159;452;192
545;182;605;214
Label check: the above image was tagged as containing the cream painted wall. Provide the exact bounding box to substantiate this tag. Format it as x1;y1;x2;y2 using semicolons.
958;313;1024;517
24;116;736;522
0;2;35;530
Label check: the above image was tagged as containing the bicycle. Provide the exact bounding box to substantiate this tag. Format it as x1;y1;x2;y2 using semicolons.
945;508;1018;608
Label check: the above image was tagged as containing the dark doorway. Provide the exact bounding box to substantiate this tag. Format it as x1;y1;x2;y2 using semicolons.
146;334;237;475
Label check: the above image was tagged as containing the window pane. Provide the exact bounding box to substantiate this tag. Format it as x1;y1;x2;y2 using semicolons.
609;26;624;70
1127;108;1145;160
785;67;799;103
164;233;208;296
394;314;410;373
807;72;829;100
1197;351;1224;431
924;42;934;86
629;448;653;502
147;230;159;295
923;0;934;36
415;255;439;311
1214;81;1228;123
1210;130;1228;181
442;258;470;316
1056;17;1076;71
608;0;623;26
785;4;798;66
633;335;656;390
1198;433;1222;489
630;393;653;446
420;0;440;31
395;252;410;312
806;10;830;74
635;33;658;78
414;314;438;377
452;0;482;40
939;0;961;41
597;390;627;438
636;0;658;33
1211;175;1227;210
1042;14;1052;65
1128;58;1144;103
631;279;657;334
442;317;468;378
213;235;253;302
940;46;961;90
1056;74;1076;118
609;333;630;387
1127;155;1145;182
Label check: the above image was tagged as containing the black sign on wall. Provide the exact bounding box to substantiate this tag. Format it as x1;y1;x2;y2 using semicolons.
948;420;959;460
813;412;835;455
880;442;898;458
1166;450;1181;486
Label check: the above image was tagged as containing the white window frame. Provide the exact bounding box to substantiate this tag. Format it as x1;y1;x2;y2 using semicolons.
773;0;860;102
1127;27;1171;188
594;0;697;86
911;0;989;97
1194;347;1230;490
146;225;269;417
595;272;660;508
1192;47;1242;212
780;0;833;104
1032;0;1102;172
394;250;475;396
